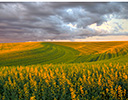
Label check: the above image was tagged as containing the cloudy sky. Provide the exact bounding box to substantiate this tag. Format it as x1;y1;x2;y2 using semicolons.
0;2;128;42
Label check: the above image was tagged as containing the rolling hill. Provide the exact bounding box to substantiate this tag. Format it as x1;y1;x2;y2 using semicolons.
0;41;128;99
0;41;128;66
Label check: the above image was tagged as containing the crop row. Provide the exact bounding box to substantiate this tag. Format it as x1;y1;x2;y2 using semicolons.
0;43;80;66
1;42;128;66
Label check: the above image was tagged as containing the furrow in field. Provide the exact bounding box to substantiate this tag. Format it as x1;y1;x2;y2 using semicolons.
53;41;128;62
0;41;128;66
0;42;80;66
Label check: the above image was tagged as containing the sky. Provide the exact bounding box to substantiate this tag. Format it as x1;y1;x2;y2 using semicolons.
0;2;128;42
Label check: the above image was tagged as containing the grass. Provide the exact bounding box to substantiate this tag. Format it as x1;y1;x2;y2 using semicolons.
0;41;128;99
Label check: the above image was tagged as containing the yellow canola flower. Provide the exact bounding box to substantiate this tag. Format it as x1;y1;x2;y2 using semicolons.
106;88;109;93
124;89;126;96
80;85;84;95
30;96;36;100
70;87;76;100
123;73;127;79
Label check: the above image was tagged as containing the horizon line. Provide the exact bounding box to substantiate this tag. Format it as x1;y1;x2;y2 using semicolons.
0;40;128;43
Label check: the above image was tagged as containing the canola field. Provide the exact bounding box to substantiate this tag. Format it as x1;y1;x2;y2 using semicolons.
0;41;128;99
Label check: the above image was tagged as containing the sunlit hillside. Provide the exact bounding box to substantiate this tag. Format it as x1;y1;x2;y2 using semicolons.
53;41;128;55
0;41;128;66
0;42;43;54
0;41;128;99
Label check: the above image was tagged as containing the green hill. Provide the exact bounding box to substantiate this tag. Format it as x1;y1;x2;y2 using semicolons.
0;41;128;66
0;41;128;99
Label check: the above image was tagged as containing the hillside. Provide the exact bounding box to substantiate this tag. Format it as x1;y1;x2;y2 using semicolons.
0;41;128;99
0;41;128;66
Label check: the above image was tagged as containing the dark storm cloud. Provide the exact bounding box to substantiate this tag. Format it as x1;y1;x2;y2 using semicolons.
0;2;128;42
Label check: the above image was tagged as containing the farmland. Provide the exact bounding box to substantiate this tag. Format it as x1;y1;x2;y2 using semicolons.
0;41;128;99
1;41;128;66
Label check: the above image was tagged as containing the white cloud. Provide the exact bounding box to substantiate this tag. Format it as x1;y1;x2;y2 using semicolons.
67;23;77;31
88;18;128;35
66;9;72;13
